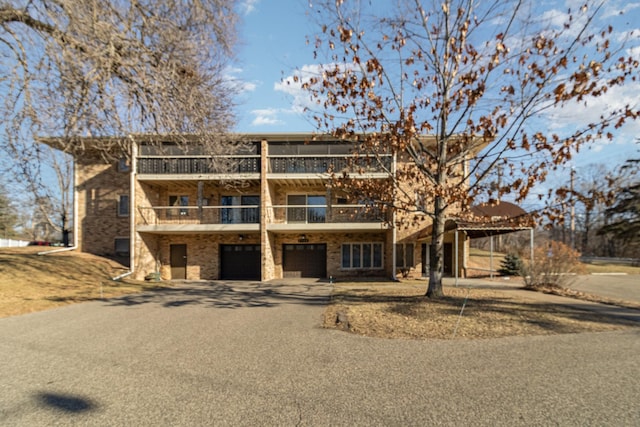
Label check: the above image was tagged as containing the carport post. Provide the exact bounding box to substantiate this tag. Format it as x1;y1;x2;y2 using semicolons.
490;235;494;279
530;228;534;267
454;231;459;287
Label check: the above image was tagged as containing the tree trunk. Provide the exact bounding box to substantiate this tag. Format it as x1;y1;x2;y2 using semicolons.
581;209;591;255
426;196;445;298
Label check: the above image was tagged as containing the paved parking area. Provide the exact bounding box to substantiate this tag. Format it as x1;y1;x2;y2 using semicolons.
567;274;640;303
0;279;639;426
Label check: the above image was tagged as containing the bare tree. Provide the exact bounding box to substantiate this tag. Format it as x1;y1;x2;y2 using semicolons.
598;148;640;258
0;182;19;239
1;0;243;237
302;0;639;297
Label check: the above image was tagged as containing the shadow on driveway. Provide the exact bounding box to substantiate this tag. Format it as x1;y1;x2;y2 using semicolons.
105;280;332;310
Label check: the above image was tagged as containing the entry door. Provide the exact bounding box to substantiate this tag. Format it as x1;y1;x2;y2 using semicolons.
170;244;187;280
444;243;453;275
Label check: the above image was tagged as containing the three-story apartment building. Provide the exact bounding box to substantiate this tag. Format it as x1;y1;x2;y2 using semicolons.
56;133;469;281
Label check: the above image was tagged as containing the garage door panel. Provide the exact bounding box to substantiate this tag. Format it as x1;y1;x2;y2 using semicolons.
283;244;326;278
221;244;261;280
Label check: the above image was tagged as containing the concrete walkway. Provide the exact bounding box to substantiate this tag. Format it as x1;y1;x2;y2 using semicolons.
1;279;639;426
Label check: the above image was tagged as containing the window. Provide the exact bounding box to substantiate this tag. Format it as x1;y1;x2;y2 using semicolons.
395;243;415;268
118;195;129;217
287;195;326;223
221;195;259;224
169;195;189;217
341;243;383;269
114;238;130;257
117;158;130;172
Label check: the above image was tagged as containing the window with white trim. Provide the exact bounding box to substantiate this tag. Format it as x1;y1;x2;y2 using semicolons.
341;243;383;269
395;243;415;268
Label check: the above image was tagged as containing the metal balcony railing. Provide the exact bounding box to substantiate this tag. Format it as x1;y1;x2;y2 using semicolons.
267;205;386;224
137;156;260;175
268;155;392;174
137;206;260;225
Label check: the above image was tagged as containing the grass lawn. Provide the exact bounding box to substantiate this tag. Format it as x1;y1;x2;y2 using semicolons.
324;281;639;340
0;247;167;318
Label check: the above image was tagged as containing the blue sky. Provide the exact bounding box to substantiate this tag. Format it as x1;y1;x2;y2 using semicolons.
231;0;639;189
233;1;316;133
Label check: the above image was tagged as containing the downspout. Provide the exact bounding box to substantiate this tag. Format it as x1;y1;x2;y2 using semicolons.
391;150;397;280
129;137;137;276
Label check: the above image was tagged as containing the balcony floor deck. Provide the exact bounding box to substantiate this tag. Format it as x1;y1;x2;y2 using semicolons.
137;224;260;234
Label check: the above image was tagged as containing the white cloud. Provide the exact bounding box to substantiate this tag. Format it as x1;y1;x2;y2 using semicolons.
546;82;640;130
601;1;640;19
240;0;260;15
274;63;355;114
224;66;259;93
250;108;284;126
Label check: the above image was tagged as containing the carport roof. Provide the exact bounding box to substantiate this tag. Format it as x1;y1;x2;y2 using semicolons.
418;201;534;240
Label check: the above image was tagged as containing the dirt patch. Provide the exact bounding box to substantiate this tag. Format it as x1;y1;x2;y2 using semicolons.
323;283;639;340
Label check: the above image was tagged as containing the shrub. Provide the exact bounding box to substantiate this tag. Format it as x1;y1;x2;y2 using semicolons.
498;254;523;276
520;241;585;289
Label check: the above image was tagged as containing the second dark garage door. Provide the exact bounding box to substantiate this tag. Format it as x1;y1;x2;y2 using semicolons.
283;244;327;278
220;244;261;280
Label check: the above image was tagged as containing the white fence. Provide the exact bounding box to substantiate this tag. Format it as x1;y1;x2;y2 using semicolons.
0;238;30;247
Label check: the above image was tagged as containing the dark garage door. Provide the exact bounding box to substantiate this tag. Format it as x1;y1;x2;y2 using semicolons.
220;244;261;280
283;244;327;278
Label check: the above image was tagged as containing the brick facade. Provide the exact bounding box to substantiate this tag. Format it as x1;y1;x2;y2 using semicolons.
69;134;470;281
75;152;130;264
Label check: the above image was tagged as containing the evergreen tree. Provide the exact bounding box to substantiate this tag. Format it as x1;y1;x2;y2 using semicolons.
498;254;523;276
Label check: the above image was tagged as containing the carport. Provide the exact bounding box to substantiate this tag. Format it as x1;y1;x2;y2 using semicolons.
442;201;535;285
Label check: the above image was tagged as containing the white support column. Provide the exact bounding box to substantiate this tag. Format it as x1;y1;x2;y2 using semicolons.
490;235;494;279
530;228;534;267
454;230;459;287
73;158;79;248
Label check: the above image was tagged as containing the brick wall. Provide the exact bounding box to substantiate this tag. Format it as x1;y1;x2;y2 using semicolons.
76;153;130;261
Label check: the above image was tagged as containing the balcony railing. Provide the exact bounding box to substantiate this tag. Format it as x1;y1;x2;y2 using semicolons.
267;204;386;224
137;206;259;225
137;156;260;175
268;155;392;174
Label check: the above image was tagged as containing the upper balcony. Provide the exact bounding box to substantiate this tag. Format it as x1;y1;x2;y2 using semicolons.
137;156;260;181
136;142;261;181
266;141;392;183
265;204;389;233
136;205;260;234
268;155;392;177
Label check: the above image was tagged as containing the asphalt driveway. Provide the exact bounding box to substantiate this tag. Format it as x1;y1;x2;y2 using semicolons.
567;274;640;303
1;280;639;426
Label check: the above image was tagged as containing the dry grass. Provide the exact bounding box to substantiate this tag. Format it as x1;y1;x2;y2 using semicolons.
0;247;167;318
467;247;640;276
323;282;639;340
